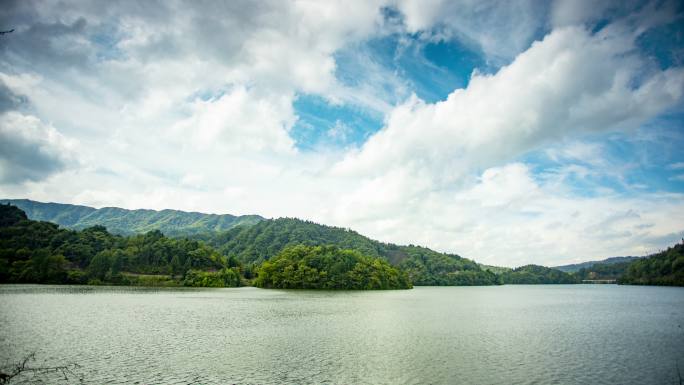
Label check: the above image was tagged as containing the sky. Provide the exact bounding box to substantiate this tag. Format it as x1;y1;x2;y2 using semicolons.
1;0;683;267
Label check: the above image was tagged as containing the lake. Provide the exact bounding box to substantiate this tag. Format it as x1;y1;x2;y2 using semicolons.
1;285;683;384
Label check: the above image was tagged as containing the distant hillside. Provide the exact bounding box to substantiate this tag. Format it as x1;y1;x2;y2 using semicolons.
554;256;642;273
479;264;512;275
574;261;633;281
618;241;684;286
1;199;264;237
0;204;242;287
502;265;579;284
203;217;501;286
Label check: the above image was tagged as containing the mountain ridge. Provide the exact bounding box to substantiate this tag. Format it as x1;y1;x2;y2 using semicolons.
200;216;501;285
2;199;501;285
0;199;264;237
554;256;643;273
4;198;642;275
2;200;681;286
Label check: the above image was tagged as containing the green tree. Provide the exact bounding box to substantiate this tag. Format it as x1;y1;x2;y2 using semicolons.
254;245;412;290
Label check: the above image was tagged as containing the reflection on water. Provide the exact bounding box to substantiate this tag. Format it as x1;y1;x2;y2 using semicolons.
1;284;683;385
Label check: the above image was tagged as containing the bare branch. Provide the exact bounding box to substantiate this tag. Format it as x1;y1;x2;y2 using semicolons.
0;352;81;384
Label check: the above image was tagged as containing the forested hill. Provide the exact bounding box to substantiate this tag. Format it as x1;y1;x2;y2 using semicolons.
501;265;579;284
618;241;684;286
1;199;264;237
0;204;243;287
0;204;422;290
554;256;642;273
202;217;500;286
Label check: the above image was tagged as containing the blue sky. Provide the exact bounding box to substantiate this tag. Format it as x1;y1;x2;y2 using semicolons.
0;0;683;266
291;32;492;150
290;6;684;197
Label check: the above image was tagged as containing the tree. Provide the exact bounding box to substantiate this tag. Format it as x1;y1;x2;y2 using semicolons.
88;251;111;281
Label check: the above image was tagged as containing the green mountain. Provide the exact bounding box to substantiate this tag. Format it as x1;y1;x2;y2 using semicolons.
617;241;684;286
4;200;682;287
501;265;579;284
0;204;428;290
203;217;501;286
1;199;264;237
554;256;642;273
0;200;500;286
574;261;633;281
0;204;242;287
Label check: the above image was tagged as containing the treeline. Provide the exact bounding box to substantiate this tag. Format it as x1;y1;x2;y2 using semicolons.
203;217;500;286
501;265;579;284
4;203;682;288
1;199;263;237
490;241;684;286
0;204;241;287
575;261;632;281
397;246;500;285
255;245;412;289
617;241;684;286
0;205;410;289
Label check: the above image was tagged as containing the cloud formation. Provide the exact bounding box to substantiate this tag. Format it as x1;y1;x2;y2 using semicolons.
0;111;75;183
0;0;682;265
334;26;683;181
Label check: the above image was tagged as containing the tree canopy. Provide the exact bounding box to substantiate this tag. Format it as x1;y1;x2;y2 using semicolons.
5;202;683;288
0;204;240;287
501;265;579;284
205;217;500;286
618;241;684;286
255;245;412;290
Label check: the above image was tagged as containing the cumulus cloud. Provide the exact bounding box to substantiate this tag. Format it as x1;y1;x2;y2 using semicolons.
395;0;546;61
0;82;27;113
0;111;76;183
0;1;682;265
333;26;684;182
433;163;684;266
320;25;684;264
170;87;296;154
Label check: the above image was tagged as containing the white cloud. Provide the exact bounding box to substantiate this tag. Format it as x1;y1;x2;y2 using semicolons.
395;0;546;61
0;1;683;266
320;25;684;264
333;26;683;182
545;142;607;166
170;87;296;154
0;111;77;183
326;162;684;267
440;164;684;266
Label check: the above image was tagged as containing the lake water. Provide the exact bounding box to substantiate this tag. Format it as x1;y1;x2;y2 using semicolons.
1;285;683;385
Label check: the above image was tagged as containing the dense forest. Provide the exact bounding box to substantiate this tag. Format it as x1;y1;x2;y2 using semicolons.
0;204;241;287
554;256;642;273
203;217;500;286
255;245;412;289
617;241;684;286
0;205;411;289
3;202;683;287
500;265;579;284
574;261;633;281
1;199;263;237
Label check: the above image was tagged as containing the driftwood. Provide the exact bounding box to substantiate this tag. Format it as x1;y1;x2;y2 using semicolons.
0;353;80;384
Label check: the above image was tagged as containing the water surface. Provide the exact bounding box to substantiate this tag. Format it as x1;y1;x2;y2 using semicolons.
1;285;683;384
